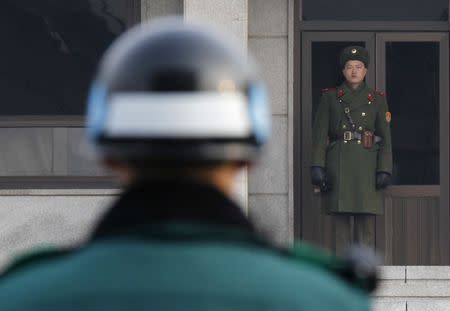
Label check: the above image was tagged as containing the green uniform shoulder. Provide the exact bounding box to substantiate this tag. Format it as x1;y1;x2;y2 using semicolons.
370;89;386;100
1;246;71;279
366;88;386;103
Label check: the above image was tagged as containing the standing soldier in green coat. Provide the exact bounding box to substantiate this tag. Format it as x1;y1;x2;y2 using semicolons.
311;46;393;252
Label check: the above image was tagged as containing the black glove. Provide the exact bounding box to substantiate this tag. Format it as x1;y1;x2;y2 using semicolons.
376;172;392;190
310;166;332;193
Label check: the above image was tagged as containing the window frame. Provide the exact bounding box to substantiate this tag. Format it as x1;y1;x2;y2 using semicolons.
375;32;449;195
0;0;140;188
299;0;450;25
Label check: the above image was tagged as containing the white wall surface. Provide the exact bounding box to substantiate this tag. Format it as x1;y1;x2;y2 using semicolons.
184;0;248;50
247;0;292;244
141;0;182;21
0;190;117;269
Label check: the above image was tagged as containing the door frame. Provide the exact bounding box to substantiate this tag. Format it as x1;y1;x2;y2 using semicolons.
298;32;375;243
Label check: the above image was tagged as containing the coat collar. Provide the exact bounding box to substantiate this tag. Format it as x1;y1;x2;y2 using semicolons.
90;179;256;242
337;82;371;110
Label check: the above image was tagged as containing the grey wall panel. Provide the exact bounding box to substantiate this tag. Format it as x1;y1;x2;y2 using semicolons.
184;0;248;50
249;116;288;193
141;0;183;21
248;194;288;244
372;301;406;311
66;128;107;176
408;301;450;311
0;193;115;269
52;128;69;175
249;37;288;115
249;0;287;36
248;0;290;243
0;128;52;176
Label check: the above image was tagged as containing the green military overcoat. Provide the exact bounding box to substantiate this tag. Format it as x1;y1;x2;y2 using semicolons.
312;82;392;214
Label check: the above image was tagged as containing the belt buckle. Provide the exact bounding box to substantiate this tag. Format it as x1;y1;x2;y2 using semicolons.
343;131;353;141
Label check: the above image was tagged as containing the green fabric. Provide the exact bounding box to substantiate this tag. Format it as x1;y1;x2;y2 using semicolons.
1;246;69;279
0;225;370;311
312;82;393;214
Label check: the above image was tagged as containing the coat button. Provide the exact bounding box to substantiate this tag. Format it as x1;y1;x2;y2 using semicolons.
362;112;366;117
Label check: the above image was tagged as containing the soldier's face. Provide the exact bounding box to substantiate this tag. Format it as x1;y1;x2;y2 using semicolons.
342;60;367;87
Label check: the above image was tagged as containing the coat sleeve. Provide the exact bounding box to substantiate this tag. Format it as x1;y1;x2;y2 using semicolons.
311;92;330;168
374;94;393;174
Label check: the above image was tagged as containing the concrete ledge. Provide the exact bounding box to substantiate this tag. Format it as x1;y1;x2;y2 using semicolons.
379;266;406;280
375;266;450;300
0;189;120;196
0;195;113;269
376;280;450;298
374;266;450;310
372;299;406;311
407;266;450;280
408;299;450;311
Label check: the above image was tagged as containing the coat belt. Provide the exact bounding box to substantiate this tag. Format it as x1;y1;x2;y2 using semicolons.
333;131;382;143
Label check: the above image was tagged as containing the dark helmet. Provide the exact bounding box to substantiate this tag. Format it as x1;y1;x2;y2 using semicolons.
86;17;270;164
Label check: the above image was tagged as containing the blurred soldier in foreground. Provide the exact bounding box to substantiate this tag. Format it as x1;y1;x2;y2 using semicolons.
0;18;371;310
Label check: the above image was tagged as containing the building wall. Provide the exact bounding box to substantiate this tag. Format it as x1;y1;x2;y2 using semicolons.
247;0;293;244
0;190;116;270
1;2;448;310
